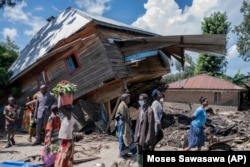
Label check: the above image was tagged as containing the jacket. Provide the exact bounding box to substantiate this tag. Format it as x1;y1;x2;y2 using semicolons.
134;106;155;149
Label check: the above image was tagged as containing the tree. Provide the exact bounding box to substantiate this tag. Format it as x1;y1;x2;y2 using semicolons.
233;0;250;62
218;70;250;87
163;53;196;84
194;12;231;76
176;53;195;72
0;0;21;9
0;36;19;69
0;36;20;98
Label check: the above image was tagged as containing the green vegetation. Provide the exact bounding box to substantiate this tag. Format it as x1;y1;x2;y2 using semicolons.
52;80;77;97
194;12;231;76
163;53;195;84
0;36;21;99
163;11;249;87
233;0;250;62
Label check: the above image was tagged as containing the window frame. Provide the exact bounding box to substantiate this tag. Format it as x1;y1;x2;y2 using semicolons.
214;91;222;103
64;51;81;75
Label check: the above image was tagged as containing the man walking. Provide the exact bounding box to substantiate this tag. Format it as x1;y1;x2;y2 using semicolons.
32;85;57;145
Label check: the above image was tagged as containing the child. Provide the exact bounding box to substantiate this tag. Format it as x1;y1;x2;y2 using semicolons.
27;93;39;142
4;97;19;148
41;105;61;167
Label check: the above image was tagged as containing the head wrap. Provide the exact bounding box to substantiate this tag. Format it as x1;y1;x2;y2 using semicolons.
120;93;130;101
151;89;161;99
139;93;148;100
8;96;15;101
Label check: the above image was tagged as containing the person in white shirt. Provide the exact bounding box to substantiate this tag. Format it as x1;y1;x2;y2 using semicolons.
151;89;164;150
54;90;77;167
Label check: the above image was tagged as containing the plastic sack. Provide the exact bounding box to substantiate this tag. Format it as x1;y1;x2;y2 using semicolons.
41;145;57;166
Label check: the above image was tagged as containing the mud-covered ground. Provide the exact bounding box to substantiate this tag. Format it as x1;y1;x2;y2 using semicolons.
0;102;250;167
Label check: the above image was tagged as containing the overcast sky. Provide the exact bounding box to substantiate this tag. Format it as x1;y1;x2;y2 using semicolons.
0;0;249;77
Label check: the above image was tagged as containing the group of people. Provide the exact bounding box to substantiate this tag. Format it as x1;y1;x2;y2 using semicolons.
3;84;209;167
115;89;165;167
3;84;78;167
115;89;208;167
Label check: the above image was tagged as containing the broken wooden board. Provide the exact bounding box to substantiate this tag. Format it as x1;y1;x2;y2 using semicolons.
74;157;100;164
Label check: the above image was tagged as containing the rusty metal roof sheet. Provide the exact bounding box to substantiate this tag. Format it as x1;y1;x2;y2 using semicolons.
168;74;244;90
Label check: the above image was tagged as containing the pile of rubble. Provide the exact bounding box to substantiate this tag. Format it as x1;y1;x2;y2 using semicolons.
157;103;250;151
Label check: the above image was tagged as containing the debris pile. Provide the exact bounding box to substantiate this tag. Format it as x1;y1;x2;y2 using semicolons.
158;103;250;151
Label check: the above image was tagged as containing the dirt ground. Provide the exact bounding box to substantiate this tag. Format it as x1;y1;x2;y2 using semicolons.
0;102;250;167
0;132;137;167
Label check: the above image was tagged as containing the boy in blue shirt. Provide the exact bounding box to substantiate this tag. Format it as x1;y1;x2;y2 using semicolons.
184;96;208;151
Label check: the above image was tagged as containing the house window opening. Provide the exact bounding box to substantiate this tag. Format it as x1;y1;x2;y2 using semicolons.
214;92;221;103
65;54;79;73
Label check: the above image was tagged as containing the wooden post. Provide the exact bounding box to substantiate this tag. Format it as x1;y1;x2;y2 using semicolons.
103;101;111;122
105;97;120;133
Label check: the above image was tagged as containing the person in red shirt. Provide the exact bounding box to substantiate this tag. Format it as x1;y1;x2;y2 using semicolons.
42;105;61;167
3;96;19;148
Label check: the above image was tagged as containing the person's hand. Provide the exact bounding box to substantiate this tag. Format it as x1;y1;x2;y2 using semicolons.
45;141;51;148
59;89;64;96
46;132;51;138
9;118;15;122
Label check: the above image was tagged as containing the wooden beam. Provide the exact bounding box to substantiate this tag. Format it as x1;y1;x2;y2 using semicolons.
123;34;226;45
105;97;121;133
115;34;226;58
121;43;178;56
74;157;100;164
103;101;111;122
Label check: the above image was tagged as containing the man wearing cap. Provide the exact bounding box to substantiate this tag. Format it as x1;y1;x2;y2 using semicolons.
3;96;19;148
184;96;208;151
32;85;57;146
115;93;136;158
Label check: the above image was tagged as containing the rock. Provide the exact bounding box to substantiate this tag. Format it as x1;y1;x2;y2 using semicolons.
96;162;105;167
111;162;118;167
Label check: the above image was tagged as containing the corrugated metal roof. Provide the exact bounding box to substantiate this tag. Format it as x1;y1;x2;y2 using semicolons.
168;74;244;90
8;7;158;81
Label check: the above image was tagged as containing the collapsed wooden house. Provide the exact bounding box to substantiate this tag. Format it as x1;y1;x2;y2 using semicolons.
7;7;226;131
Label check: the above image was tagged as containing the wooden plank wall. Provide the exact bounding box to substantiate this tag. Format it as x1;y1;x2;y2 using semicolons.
15;24;170;106
17;37;115;104
97;26;170;83
97;26;152;79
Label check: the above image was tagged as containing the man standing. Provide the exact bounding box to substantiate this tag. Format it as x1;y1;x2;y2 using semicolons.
3;96;19;148
32;85;57;146
134;93;155;167
115;93;137;158
184;96;208;151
